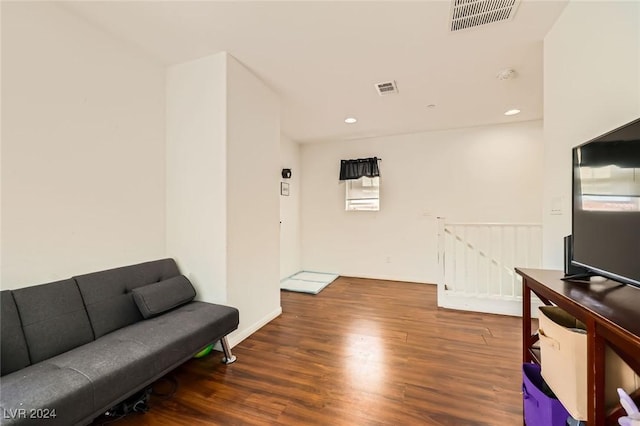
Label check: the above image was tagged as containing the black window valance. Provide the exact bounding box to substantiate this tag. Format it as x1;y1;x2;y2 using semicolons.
339;157;380;181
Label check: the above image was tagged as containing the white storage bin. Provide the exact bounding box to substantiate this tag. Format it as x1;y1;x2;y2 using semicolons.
538;306;638;421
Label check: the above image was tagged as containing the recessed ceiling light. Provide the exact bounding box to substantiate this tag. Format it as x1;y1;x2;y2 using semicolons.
344;117;357;124
504;109;521;116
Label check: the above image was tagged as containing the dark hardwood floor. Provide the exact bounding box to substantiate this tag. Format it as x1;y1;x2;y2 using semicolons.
104;277;523;425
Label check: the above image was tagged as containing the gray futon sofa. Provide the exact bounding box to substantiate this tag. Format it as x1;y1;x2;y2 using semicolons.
0;258;239;425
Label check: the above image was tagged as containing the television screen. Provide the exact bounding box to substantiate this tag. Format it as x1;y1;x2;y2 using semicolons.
572;118;640;287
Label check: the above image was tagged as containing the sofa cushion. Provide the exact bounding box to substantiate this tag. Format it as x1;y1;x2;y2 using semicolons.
47;301;237;413
12;279;94;364
74;258;180;338
1;291;31;376
0;362;94;426
47;335;156;412
109;301;239;370
132;275;196;318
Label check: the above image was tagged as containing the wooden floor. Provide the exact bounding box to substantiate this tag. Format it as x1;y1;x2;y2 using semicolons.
105;277;524;425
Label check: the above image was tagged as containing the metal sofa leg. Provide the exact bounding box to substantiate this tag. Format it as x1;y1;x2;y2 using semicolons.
220;336;237;364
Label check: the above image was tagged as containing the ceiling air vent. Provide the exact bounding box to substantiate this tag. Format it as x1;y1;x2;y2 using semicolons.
374;81;398;96
449;0;521;32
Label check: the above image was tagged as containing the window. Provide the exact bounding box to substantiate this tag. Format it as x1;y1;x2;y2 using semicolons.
346;176;380;211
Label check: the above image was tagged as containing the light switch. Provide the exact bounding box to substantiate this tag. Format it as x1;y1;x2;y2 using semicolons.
551;197;563;215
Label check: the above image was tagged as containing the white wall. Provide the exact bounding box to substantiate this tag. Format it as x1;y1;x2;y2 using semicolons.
0;2;4;288
1;2;166;288
225;55;281;344
166;53;228;303
542;1;640;269
166;53;281;346
279;134;301;279
301;121;543;284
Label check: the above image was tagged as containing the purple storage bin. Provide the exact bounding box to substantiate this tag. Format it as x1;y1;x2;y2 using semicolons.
523;363;570;426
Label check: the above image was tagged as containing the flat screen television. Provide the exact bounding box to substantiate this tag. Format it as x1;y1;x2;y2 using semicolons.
571;117;640;287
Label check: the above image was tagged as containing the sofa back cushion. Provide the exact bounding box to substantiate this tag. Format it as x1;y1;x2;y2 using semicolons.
74;258;180;338
12;279;94;364
1;291;31;376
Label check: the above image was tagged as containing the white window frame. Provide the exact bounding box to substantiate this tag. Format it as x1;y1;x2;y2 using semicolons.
345;176;380;211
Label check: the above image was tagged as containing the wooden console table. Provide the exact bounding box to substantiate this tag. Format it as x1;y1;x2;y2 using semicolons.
516;268;640;426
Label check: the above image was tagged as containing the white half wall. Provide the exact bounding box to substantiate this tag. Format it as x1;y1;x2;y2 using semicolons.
1;2;166;288
280;134;301;279
542;0;640;269
226;55;281;343
166;53;228;303
301;121;543;284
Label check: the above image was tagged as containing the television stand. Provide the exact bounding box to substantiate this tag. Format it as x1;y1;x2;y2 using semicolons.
517;268;640;426
561;271;598;282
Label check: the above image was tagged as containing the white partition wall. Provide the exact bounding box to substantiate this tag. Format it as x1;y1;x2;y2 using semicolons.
166;53;281;347
225;55;281;344
166;53;228;304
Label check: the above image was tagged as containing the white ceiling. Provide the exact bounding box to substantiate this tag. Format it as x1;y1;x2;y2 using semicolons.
62;1;568;143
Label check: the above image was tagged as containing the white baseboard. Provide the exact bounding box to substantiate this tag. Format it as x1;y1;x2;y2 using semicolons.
226;306;282;348
438;292;546;317
338;272;433;285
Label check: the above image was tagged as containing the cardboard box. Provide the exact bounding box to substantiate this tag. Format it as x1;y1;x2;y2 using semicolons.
538;306;638;420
